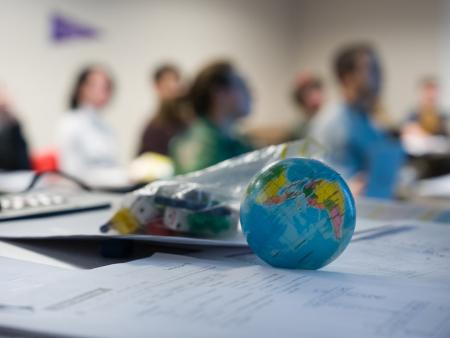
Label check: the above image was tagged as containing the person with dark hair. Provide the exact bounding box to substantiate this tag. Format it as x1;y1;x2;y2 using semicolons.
291;72;324;139
137;64;185;156
153;64;181;102
310;43;404;198
57;66;127;186
170;60;252;174
0;85;31;171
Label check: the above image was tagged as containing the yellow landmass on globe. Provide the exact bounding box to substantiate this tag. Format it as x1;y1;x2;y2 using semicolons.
255;168;287;205
313;180;345;214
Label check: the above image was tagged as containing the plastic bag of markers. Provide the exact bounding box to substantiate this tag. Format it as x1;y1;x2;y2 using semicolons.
101;139;325;238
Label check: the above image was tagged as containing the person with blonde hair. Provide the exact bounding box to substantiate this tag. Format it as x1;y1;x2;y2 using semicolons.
403;77;448;138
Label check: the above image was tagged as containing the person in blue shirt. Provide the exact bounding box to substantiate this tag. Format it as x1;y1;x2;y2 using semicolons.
310;43;404;198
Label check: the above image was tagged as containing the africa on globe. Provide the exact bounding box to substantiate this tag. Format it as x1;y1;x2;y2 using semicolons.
240;158;356;270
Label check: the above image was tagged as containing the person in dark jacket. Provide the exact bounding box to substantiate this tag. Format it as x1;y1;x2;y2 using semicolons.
138;64;186;156
0;86;30;171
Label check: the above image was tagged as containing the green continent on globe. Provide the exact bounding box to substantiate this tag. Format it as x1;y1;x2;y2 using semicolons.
252;166;345;240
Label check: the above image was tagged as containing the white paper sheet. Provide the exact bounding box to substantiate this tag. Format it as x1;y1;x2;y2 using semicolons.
0;257;75;305
356;198;450;224
193;220;450;285
1;253;449;338
326;222;450;283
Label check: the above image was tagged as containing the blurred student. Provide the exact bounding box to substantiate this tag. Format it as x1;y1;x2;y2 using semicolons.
170;61;252;174
0;85;31;171
291;72;324;139
138;64;186;156
246;72;325;147
311;43;404;198
403;77;448;138
57;66;127;186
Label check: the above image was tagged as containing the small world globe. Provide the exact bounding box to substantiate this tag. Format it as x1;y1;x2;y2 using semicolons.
240;158;356;270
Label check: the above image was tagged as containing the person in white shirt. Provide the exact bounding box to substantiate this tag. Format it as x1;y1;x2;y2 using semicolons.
57;66;128;187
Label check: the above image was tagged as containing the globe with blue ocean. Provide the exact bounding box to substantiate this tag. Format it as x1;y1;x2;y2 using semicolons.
240;158;356;269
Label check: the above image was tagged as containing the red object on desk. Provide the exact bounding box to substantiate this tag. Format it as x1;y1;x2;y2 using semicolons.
31;150;59;173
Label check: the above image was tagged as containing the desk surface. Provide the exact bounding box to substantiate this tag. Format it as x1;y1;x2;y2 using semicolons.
1;191;449;338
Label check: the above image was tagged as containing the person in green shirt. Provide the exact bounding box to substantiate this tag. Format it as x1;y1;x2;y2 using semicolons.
170;61;252;174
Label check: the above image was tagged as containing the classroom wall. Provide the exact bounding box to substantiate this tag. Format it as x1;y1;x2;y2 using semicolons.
441;0;450;108
0;0;298;163
0;0;447;164
292;0;442;123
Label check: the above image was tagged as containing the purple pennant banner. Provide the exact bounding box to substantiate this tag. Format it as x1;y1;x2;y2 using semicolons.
50;13;99;43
